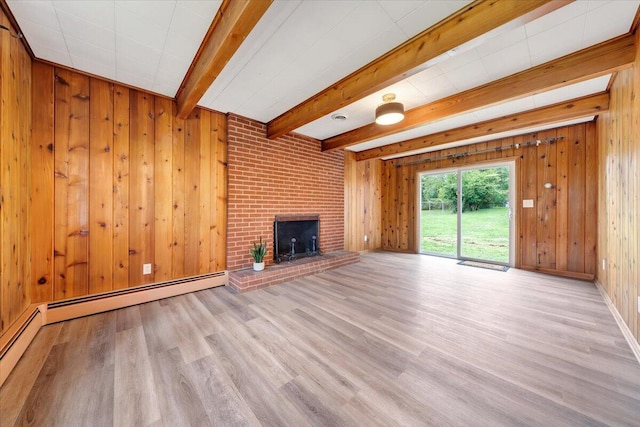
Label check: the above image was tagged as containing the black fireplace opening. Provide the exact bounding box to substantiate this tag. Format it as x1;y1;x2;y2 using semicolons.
274;215;320;263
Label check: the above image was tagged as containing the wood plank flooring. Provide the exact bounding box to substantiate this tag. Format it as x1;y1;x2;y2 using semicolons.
2;252;640;426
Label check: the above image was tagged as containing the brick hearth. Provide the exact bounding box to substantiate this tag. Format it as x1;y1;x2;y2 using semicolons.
228;251;359;293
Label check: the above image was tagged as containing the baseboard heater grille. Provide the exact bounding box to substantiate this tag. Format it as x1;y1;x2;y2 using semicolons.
0;307;40;360
1;271;227;387
47;271;226;309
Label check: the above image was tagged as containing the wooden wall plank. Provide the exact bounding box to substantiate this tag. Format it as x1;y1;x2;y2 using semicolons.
555;128;569;271
358;159;366;250
400;166;410;251
19;26;31;321
521;135;538;268
371;159;383;250
0;16;5;333
184;111;201;277
65;72;90;297
129;92;155;286
388;164;399;250
0;13;5;332
154;97;174;282
198;111;212;274
584;122;597;275
172;108;186;278
344;151;355;250
567;124;586;273
211;112;227;271
113;85;130;290
53;70;71;300
30;62;54;303
597;55;639;344
89;78;114;294
0;10;32;332
536;129;557;269
344;154;384;252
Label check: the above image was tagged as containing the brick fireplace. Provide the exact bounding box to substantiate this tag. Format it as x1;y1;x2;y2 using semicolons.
226;114;346;271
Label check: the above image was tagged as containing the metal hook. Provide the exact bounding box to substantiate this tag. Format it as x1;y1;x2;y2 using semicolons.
0;24;23;38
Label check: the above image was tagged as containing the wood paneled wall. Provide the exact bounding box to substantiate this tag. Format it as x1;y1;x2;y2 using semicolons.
344;152;382;251
597;30;640;344
30;64;227;303
379;123;597;278
0;10;32;334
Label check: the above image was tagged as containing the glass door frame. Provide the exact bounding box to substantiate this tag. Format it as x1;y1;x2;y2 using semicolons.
417;160;516;267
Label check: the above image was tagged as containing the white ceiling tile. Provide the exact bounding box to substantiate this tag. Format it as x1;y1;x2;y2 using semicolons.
169;0;220;41
6;0;59;31
437;48;480;74
476;26;527;57
525;1;588;37
409;71;458;102
282;0;359;48
481;40;531;81
583;1;639;46
115;34;161;70
29;41;71;66
115;4;170;51
151;82;178;98
117;58;156;80
445;59;490;92
114;0;176;30
55;9;115;52
329;2;394;51
53;0;114;30
13;18;67;54
70;55;116;81
473;97;536;122
395;1;472;38
532;75;610;107
527;15;586;66
162;30;200;61
116;69;155;92
65;35;115;65
377;1;426;22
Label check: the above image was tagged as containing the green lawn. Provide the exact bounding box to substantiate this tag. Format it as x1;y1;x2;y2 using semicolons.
420;207;509;263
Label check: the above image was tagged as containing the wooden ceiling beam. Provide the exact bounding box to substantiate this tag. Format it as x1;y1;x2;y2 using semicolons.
266;0;568;139
355;92;609;161
323;33;635;152
176;0;272;119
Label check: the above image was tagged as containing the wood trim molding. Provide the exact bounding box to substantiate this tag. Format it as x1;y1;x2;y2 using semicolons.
323;34;636;151
0;273;228;387
266;0;567;139
176;0;273;119
595;279;640;365
355;92;609;161
519;265;594;281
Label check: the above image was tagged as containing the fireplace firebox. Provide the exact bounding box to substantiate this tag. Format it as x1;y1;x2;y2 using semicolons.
274;215;320;263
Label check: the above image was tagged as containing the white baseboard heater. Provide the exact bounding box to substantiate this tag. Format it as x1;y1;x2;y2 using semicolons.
0;271;228;386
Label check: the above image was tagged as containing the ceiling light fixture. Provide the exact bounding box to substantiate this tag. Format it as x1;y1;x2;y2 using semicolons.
331;113;348;121
375;93;404;125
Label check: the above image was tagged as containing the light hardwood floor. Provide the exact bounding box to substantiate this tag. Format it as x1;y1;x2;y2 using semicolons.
2;252;640;426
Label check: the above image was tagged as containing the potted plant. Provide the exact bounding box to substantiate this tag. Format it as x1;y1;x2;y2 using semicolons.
249;237;267;271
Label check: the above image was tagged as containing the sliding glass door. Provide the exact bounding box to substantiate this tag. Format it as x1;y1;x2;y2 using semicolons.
419;162;514;265
419;172;457;257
